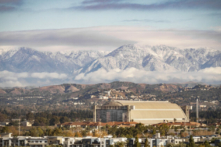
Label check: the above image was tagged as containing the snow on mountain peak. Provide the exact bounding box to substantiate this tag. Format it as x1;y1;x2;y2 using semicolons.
0;45;220;76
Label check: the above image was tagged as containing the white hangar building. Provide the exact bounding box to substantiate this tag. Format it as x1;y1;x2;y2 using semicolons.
93;100;189;125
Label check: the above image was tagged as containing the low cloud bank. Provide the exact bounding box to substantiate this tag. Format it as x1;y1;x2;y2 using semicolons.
75;67;221;84
0;71;68;87
0;67;220;87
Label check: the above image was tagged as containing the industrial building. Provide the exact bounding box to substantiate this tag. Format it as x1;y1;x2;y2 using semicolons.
93;100;189;125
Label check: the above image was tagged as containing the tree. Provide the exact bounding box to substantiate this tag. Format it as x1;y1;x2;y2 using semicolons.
216;128;220;134
0;112;7;122
60;116;70;123
134;137;141;147
115;141;126;147
45;128;53;136
178;142;186;147
152;128;156;135
28;127;40;136
52;128;63;136
204;141;210;147
33;117;48;126
1;126;9;133
37;127;44;136
81;130;87;137
144;138;150;147
166;144;173;147
26;112;34;121
187;135;195;147
49;116;60;126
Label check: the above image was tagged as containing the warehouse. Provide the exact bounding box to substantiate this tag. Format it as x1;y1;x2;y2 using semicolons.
93;100;188;125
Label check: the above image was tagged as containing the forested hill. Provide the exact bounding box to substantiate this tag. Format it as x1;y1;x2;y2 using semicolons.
0;81;220;110
0;81;192;96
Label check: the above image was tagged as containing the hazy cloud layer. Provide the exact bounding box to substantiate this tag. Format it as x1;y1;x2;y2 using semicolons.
0;28;134;51
0;27;221;51
75;67;221;85
0;67;221;87
77;0;221;11
0;71;68;87
0;71;67;79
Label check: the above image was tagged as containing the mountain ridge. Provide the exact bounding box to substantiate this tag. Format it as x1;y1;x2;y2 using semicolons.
0;44;221;87
1;44;221;74
79;44;221;74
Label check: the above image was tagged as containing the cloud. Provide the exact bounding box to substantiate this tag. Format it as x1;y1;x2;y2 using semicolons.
0;5;16;12
0;27;134;51
213;26;221;31
123;19;170;23
0;0;22;5
31;72;67;79
0;70;68;87
0;70;28;80
0;0;23;12
199;67;221;74
82;0;122;4
77;0;221;11
1;67;220;87
74;67;221;85
0;70;68;80
0;26;221;52
0;80;25;87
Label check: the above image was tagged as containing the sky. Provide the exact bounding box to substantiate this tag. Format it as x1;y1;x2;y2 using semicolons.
0;0;221;87
0;0;221;51
0;0;221;31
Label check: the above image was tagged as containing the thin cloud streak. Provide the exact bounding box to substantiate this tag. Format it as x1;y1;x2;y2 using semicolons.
77;0;221;11
123;19;171;23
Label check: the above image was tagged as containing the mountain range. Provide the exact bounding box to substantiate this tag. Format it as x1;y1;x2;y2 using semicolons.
0;44;221;87
0;44;220;74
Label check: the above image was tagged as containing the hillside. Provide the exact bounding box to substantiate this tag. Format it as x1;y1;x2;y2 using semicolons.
0;81;220;109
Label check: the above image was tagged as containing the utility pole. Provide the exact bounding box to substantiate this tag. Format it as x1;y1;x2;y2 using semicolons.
196;99;199;123
13;118;21;136
18;118;21;136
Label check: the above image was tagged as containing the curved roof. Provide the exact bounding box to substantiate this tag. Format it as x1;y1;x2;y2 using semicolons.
103;101;123;106
115;100;180;109
115;100;187;124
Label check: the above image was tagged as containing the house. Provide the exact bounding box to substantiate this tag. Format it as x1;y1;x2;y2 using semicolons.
21;121;32;127
214;139;221;146
47;136;64;145
0;121;10;127
0;133;13;147
27;137;48;147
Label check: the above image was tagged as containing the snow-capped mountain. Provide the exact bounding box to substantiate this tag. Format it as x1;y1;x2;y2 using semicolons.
79;44;221;74
0;45;220;75
0;47;107;73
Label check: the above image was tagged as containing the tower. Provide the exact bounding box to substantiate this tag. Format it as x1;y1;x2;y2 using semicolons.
196;99;199;123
